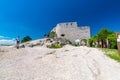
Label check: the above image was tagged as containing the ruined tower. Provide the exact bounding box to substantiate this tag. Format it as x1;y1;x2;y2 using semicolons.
52;22;91;42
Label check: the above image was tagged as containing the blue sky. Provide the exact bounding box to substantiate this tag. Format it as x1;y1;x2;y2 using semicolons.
0;0;120;44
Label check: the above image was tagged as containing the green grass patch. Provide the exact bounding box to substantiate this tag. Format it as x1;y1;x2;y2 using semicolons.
100;48;120;62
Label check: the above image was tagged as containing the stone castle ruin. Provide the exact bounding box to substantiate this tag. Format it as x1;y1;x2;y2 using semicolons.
52;22;91;43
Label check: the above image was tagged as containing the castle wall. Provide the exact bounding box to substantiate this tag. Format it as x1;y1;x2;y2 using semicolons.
53;22;91;42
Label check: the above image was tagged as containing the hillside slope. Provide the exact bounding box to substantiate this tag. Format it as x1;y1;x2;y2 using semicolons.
0;45;120;80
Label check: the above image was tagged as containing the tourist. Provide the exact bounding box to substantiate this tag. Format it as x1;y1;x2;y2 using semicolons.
16;36;20;49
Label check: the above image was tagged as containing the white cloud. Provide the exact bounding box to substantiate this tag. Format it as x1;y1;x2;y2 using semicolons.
0;35;16;46
0;39;16;46
0;36;5;39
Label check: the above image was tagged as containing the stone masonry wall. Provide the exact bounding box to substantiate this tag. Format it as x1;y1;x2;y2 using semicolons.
52;22;91;42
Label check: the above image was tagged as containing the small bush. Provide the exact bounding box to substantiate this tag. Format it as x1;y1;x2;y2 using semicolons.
21;36;32;43
46;45;51;48
47;42;62;48
72;43;79;46
44;31;56;38
65;39;72;45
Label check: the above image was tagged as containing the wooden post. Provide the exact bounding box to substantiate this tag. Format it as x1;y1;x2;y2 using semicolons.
116;32;120;56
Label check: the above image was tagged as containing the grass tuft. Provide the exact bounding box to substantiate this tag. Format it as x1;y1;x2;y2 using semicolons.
100;48;120;62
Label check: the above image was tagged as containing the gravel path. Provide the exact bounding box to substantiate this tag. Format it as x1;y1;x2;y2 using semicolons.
0;45;120;80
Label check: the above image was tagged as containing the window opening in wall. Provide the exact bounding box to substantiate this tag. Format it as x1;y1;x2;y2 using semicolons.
61;34;65;37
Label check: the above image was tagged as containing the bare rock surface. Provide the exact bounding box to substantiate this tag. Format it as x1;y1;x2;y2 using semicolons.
0;45;120;80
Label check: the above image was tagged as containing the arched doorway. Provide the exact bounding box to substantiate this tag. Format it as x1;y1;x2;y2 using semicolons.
80;39;87;46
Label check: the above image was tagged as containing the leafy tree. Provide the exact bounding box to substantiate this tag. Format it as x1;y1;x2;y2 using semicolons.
89;28;117;49
21;36;32;43
88;38;94;47
93;35;98;42
107;32;117;49
97;28;112;40
88;35;98;47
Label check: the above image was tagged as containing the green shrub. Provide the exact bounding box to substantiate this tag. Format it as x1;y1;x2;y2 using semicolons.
107;33;117;49
47;42;62;48
46;45;51;48
72;43;79;46
65;39;72;44
21;36;32;43
44;31;57;38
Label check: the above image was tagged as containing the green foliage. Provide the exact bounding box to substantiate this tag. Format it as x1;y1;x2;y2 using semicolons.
44;31;56;38
72;43;79;46
65;39;72;44
44;34;47;37
88;35;99;47
21;36;32;43
82;39;87;43
93;35;98;42
100;48;120;62
107;53;120;62
88;38;94;47
97;28;112;40
88;28;117;49
47;42;62;48
107;32;117;49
